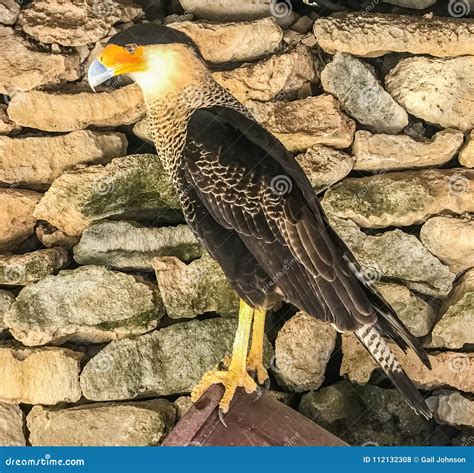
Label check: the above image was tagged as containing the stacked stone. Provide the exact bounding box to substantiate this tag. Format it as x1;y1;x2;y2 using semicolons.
0;0;472;447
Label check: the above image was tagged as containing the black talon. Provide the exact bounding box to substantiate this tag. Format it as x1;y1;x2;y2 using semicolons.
254;378;270;401
218;408;228;427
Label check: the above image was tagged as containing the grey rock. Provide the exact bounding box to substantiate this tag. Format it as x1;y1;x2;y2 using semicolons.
328;217;455;297
0;248;70;286
321;53;408;134
5;266;164;347
27;400;175;446
299;381;432;446
376;283;436;337
426;391;474;428
382;0;436;7
152;252;239;318
0;345;83;405
274;312;336;392
74;221;202;271
0;1;20;25
0;403;25;446
427;269;474;350
0;289;14;336
80;318;238;400
322;169;474;228
296;145;353;192
34;154;179;237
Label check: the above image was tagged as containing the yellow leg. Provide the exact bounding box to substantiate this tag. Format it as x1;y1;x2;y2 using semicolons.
247;308;269;385
191;300;257;413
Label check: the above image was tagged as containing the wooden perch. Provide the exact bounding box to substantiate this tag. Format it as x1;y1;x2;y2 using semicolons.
163;385;348;446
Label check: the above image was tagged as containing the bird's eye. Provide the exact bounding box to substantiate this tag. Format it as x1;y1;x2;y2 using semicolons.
124;43;138;54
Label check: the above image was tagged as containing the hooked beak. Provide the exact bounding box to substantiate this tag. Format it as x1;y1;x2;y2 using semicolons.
88;59;116;92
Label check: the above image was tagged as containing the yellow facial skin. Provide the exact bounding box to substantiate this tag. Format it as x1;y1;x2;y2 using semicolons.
99;43;148;76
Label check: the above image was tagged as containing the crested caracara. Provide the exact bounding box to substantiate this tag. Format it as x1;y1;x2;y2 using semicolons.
88;23;431;419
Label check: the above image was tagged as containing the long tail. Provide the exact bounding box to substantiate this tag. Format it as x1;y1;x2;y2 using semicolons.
355;324;432;419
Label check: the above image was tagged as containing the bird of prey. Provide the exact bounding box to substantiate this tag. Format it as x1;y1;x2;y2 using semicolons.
88;23;431;418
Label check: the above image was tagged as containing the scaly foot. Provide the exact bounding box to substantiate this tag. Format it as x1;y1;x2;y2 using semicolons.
246;353;269;385
191;367;257;413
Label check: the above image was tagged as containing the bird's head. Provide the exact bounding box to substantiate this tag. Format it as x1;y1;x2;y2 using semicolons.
88;23;208;99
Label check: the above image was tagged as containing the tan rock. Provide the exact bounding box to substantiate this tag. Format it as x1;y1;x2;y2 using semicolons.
428;269;474;350
353;129;464;171
0;248;70;286
314;13;474;58
36;222;80;249
273;312;336;392
0;188;41;252
152;252;239;318
459;130;474;168
0;27;80;95
18;0;143;46
426;391;474;428
0;345;83;404
27;400;175;446
376;283;436;338
0;403;25;446
178;0;272;21
213;45;319;103
0;104;20;135
0;289;14;335
340;333;474;392
0;0;20;25
296;145;353;192
247;95;355;152
386;56;474;131
173;396;193;420
0;130;127;186
322;169;474;228
170;18;283;63
7;84;145;132
420;216;474;273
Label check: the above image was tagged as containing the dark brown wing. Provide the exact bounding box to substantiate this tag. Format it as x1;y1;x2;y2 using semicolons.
184;106;376;331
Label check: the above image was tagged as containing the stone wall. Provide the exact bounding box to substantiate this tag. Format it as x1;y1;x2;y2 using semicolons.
0;0;473;446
